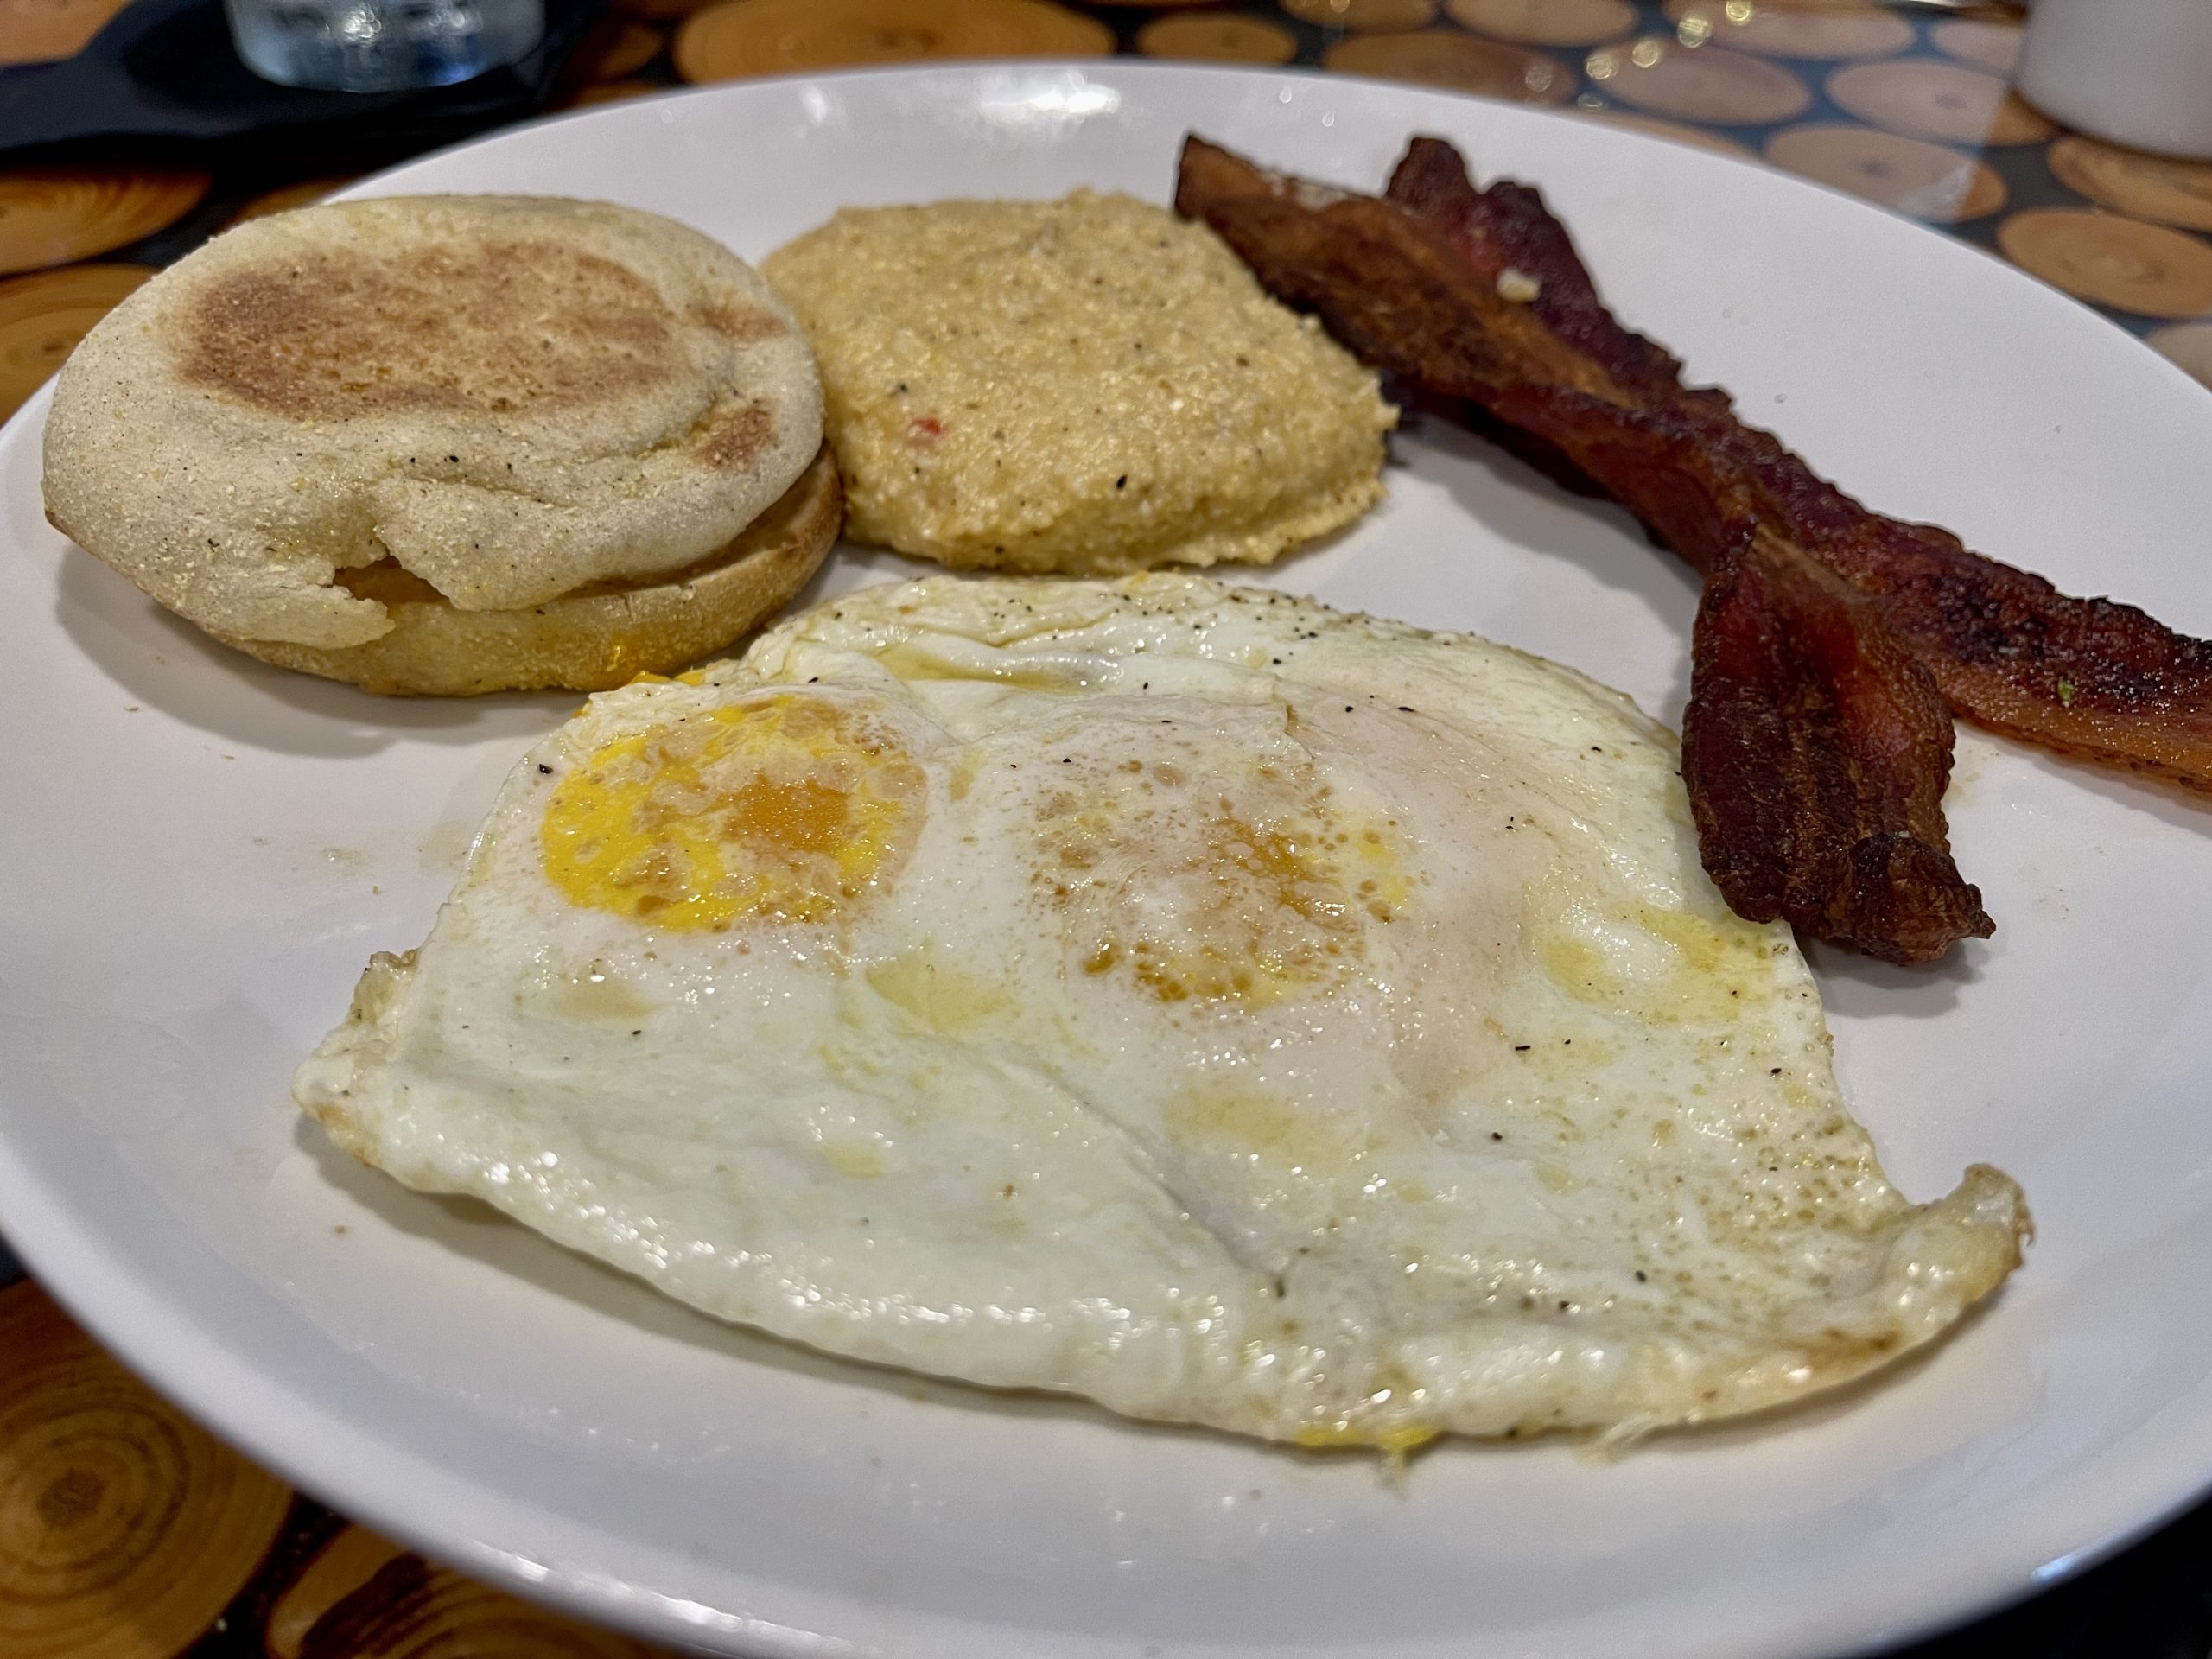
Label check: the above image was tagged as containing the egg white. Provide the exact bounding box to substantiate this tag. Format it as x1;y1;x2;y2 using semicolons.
298;574;2026;1446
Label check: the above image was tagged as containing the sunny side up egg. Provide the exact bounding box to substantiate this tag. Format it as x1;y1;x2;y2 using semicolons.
297;574;2029;1448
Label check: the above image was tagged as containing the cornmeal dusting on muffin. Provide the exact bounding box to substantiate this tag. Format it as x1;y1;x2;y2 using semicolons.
763;191;1395;575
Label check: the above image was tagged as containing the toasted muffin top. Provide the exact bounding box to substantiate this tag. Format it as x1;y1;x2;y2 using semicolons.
44;195;823;648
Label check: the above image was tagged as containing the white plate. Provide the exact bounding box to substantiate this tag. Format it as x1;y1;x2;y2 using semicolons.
4;61;2212;1659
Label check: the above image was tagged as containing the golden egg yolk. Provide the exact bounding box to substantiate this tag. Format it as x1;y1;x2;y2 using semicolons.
540;695;924;930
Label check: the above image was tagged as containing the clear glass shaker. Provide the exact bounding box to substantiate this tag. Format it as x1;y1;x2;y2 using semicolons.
225;0;545;92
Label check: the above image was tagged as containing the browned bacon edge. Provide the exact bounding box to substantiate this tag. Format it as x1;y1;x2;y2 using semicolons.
1685;531;1993;965
1179;134;2212;798
1176;133;1999;962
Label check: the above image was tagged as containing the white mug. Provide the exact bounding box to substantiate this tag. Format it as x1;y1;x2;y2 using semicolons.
2018;0;2212;159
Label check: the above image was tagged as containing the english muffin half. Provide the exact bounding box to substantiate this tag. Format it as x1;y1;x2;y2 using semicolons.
212;448;842;696
44;194;831;692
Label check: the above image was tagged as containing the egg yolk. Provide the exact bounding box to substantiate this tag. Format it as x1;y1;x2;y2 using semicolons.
1292;1421;1440;1458
1039;753;1411;1007
540;695;924;930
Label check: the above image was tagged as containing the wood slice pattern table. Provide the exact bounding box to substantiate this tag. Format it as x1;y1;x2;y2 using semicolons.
5;3;2212;1656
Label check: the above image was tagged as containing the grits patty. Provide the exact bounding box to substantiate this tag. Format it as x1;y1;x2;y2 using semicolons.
763;191;1394;575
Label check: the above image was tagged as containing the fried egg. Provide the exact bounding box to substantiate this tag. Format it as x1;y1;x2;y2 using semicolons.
297;575;2028;1446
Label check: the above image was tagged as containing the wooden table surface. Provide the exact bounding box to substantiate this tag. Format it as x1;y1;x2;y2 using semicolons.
6;2;2212;1655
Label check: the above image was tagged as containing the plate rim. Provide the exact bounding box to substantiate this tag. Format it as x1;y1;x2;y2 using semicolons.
4;57;2210;1659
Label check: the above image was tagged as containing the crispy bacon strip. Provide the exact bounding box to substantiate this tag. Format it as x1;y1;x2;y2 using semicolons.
1176;133;2000;961
1381;137;2212;791
1684;531;1993;965
1179;134;2212;795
